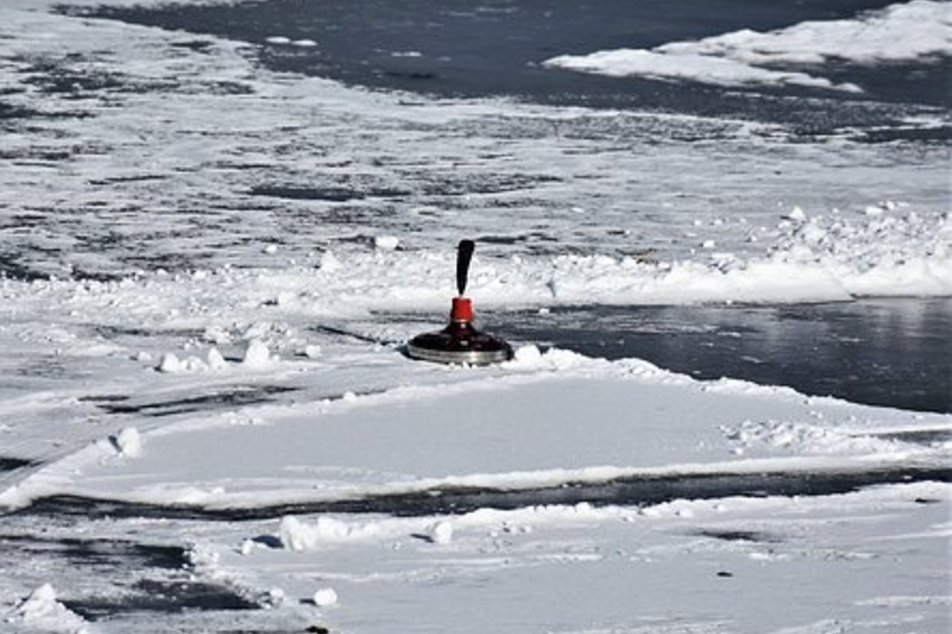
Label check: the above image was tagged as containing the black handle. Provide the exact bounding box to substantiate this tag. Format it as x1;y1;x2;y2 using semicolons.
456;239;475;295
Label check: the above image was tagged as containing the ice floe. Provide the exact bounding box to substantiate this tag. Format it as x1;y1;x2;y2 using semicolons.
546;0;952;92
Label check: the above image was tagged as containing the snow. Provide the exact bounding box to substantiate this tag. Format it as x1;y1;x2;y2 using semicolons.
546;0;952;92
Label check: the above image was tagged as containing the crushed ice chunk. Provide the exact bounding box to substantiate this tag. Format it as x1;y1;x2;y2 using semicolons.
115;427;142;458
156;352;182;373
374;235;400;251
11;583;89;633
266;587;285;607
427;520;454;545
207;347;226;369
513;345;543;365
313;587;339;607
319;251;343;272
242;339;272;367
786;206;807;221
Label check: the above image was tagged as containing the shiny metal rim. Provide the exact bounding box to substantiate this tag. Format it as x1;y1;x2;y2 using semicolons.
406;343;512;365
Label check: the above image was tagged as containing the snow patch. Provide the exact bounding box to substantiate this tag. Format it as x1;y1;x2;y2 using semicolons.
721;419;907;457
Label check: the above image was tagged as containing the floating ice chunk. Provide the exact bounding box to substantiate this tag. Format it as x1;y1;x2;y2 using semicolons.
374;235;400;251
242;339;272;368
115;427;142;458
265;36;291;45
313;587;339;607
509;345;586;370
292;39;317;47
547;1;948;92
303;344;322;359
263;244;278;254
11;583;89;634
427;520;454;545
546;48;861;92
512;345;543;365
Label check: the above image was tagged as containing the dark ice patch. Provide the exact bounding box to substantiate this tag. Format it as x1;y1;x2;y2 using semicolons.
93;385;298;417
64;579;257;620
0;457;37;472
16;465;950;521
249;184;410;202
694;529;783;543
852;125;952;144
0;532;258;619
0;101;36;120
870;428;952;445
0;533;186;570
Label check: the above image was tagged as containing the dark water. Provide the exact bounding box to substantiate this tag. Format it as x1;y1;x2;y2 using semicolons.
492;298;952;413
70;0;951;133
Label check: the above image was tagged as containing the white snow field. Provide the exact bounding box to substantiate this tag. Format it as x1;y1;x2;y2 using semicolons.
0;0;950;632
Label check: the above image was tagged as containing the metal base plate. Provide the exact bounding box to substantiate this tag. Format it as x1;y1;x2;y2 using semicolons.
406;326;513;365
406;342;513;365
